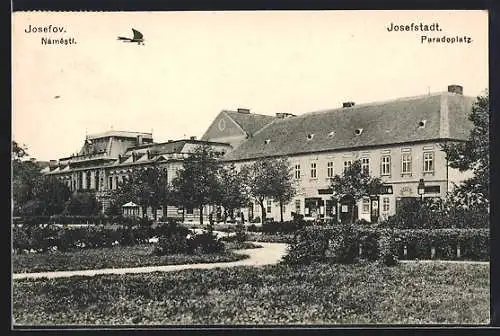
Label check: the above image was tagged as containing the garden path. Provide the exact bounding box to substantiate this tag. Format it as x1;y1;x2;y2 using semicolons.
12;242;289;280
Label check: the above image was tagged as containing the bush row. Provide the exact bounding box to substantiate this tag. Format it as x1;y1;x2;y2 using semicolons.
12;220;223;254
282;225;489;265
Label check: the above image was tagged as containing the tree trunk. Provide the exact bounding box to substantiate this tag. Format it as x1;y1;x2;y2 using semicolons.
162;205;167;220
351;203;356;224
142;206;147;219
153;207;158;220
199;204;204;225
259;200;266;223
280;200;284;222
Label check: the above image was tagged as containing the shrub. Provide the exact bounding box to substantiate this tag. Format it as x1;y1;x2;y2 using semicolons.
354;219;371;226
246;224;261;232
188;231;225;254
154;234;190;255
378;198;489;229
282;228;329;265
250;216;261;223
327;223;360;264
153;221;192;255
377;230;399;266
235;222;247;243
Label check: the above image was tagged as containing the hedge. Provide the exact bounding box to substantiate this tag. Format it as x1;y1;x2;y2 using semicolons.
283;226;489;265
13;215;154;227
12;219;185;253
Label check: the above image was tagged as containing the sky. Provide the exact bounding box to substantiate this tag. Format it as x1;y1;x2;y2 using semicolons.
12;10;488;161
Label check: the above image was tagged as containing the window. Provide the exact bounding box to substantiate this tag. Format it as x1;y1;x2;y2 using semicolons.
401;153;412;174
343;160;352;173
361;157;370;175
295;200;301;214
186;207;194;215
362;198;370;213
382;197;390;212
327;162;334;178
294;164;301;179
381;156;391;175
108;176;113;190
310;162;317;178
267;200;272;213
423;152;434;173
114;176;118;188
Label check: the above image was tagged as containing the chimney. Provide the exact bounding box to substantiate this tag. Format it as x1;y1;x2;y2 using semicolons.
132;152;137;162
136;135;143;146
237;108;250;114
447;85;463;95
342;102;355;108
167;140;173;143
190;136;196;140
49;160;58;167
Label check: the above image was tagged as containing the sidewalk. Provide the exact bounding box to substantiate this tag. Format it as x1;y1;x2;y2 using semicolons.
12;242;289;280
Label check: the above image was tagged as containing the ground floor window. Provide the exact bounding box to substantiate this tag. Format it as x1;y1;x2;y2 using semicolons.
267;200;272;213
362;197;370;213
382;197;390;212
295;199;301;214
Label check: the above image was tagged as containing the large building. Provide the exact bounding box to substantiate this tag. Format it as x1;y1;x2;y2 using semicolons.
43;84;475;223
42;130;232;220
202;84;475;223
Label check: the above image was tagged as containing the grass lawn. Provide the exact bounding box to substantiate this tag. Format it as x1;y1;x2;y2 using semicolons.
12;244;248;273
12;261;489;325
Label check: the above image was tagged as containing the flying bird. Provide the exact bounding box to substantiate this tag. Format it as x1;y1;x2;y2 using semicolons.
54;95;60;99
117;28;145;45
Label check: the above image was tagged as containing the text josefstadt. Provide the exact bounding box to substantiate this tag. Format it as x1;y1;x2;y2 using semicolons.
386;22;441;32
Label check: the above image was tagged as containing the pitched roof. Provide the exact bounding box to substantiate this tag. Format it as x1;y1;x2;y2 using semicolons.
222;110;276;136
223;92;475;162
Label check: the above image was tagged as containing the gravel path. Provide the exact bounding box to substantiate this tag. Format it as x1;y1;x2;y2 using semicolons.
12;242;289;280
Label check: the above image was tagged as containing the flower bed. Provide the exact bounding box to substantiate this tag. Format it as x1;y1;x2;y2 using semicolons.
12;244;248;273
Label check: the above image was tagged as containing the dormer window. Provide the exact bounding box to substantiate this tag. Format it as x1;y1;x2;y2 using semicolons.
354;128;363;136
328;131;335;137
307;134;314;140
264;139;271;145
418;120;427;128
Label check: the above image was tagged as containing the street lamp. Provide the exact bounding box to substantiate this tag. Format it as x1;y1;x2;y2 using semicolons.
417;178;425;201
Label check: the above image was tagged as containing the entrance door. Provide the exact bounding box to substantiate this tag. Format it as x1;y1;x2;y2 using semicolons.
339;195;356;223
370;196;380;223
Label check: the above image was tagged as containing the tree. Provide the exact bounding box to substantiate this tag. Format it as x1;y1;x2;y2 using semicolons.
171;145;221;225
217;164;250;223
64;191;101;216
242;158;296;223
12;141;43;215
330;160;384;224
18;175;71;217
110;165;170;220
442;91;489;208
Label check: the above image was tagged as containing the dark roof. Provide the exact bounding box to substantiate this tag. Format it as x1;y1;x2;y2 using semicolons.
223;92;475;162
79;138;108;155
127;139;231;155
223;110;276;136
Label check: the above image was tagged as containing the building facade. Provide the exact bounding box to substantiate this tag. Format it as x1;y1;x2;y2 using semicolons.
201;84;475;223
42;130;232;221
43;84;475;224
